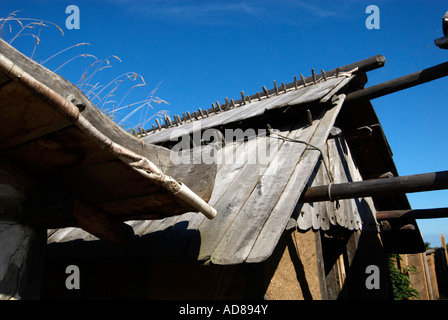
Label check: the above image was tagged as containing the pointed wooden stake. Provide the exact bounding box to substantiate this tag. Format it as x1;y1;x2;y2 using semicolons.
300;74;307;87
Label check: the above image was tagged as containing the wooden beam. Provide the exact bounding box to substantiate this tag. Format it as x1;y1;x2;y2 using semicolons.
23;185;135;246
326;55;386;76
299;170;448;203
345;61;448;102
72;200;135;246
435;36;448;49
376;208;448;220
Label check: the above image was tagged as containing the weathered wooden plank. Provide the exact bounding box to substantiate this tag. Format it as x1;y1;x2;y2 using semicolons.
296;133;378;232
246;96;345;263
287;77;344;107
128;219;154;236
211;116;321;264
95;191;194;219
195;131;286;261
207;140;259;205
122;139;245;259
123;137;256;259
218;97;276;126
295;150;333;231
142;120;196;144
129;139;250;256
200;102;258;127
195;140;270;260
295;202;313;231
327;135;356;230
314;230;328;300
256;155;323;261
334;129;379;230
143;76;351;145
320;76;354;103
162;145;218;201
143;104;253;144
0;81;75;151
150;140;246;233
144;98;269;145
240;55;385;103
52;159;161;204
2;125;116;174
219;83;326;126
214;97;346;264
47;227;89;244
318;172;334;230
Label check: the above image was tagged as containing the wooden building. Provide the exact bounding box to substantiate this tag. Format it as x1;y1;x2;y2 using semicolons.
2;15;448;299
40;55;429;300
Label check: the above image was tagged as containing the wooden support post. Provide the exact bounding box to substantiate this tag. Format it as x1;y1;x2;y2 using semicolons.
0;223;46;300
23;185;135;246
441;233;448;266
299;170;448;203
0;165;46;300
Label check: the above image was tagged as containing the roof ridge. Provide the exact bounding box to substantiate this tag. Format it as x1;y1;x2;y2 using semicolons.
136;65;359;138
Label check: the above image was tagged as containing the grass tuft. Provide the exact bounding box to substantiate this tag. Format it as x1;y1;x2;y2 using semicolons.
1;10;168;132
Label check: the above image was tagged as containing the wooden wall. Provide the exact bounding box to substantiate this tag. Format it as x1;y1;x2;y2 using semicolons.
400;248;448;300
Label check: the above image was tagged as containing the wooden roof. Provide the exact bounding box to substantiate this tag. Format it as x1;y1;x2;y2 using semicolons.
44;53;427;261
0;39;217;244
47;68;368;264
142;76;351;145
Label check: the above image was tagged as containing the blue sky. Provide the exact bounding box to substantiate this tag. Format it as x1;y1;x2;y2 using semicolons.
1;0;447;247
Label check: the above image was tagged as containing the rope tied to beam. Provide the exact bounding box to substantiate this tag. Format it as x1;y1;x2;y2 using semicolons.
266;123;340;210
266;124;335;184
327;182;340;210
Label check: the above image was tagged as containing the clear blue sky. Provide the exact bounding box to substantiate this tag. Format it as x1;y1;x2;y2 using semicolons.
1;0;447;247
